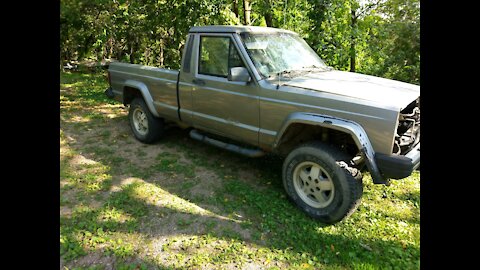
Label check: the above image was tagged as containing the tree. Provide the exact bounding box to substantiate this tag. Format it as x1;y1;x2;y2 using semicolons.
232;0;240;19
243;0;251;25
60;0;419;84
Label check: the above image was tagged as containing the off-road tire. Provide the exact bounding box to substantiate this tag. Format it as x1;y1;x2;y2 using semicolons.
128;98;164;144
282;141;363;224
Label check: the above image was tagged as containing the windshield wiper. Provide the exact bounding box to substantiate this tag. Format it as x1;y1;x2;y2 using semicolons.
300;65;332;71
267;69;292;80
301;64;321;69
275;69;302;78
270;66;333;89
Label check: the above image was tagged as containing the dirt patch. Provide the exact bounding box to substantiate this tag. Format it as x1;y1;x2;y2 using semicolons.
189;168;222;198
64;251;116;270
237;169;261;183
141;212;210;237
70;154;99;166
60;206;72;218
60;189;77;206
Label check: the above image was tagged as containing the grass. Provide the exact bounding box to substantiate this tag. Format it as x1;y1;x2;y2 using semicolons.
60;70;420;269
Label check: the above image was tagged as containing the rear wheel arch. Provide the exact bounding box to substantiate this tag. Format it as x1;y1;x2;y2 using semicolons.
123;86;143;105
121;80;160;118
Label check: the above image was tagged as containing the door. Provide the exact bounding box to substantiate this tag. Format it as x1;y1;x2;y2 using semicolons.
190;34;260;146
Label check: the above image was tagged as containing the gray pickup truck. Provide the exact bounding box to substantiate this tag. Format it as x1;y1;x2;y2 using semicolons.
105;25;420;224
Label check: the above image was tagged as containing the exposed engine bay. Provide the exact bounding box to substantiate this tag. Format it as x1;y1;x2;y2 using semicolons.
394;98;420;155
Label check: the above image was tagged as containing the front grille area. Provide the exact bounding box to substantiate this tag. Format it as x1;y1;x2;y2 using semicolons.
393;98;420;155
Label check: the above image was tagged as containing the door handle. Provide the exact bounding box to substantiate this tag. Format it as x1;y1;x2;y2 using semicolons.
192;79;205;86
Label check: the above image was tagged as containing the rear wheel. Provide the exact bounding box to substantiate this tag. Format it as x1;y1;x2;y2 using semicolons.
282;141;363;224
128;98;164;143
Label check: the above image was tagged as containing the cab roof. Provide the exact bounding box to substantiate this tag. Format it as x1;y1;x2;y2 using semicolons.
188;25;297;35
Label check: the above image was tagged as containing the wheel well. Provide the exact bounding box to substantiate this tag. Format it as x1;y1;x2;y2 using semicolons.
123;86;143;105
276;123;358;158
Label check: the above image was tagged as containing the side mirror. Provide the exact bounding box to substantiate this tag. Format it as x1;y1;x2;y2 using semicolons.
228;67;251;82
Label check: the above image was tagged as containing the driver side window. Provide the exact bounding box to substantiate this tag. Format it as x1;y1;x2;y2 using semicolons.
198;36;245;78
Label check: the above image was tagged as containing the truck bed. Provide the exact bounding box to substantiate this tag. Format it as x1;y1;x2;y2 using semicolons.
108;62;180;121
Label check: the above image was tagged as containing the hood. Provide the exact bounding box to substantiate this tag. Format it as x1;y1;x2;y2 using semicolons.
283;70;420;110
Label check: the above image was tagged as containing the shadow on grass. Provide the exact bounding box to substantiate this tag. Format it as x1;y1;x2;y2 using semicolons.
61;175;416;269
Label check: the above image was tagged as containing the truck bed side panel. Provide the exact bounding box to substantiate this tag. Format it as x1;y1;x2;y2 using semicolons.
109;62;180;121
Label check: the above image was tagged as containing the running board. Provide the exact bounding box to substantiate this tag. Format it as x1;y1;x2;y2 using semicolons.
189;129;265;158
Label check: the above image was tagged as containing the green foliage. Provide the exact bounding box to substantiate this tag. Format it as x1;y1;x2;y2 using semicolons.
306;0;352;70
352;0;420;84
61;0;241;69
60;0;419;80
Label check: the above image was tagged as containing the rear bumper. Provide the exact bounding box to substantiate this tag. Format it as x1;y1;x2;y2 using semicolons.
375;142;420;180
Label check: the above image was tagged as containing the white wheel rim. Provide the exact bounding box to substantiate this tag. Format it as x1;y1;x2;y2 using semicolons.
293;161;335;208
132;108;148;136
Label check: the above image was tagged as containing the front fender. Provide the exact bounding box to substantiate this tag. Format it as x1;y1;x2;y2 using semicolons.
123;80;160;118
275;112;387;184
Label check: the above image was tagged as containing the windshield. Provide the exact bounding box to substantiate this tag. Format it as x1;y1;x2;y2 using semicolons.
240;32;329;79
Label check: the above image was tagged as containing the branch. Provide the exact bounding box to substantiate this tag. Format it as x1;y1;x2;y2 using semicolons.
356;0;384;18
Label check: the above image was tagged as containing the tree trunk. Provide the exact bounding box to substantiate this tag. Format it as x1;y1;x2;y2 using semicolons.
81;34;94;60
243;0;251;25
264;0;273;27
349;9;357;72
159;39;164;67
265;13;273;27
233;0;239;19
115;39;123;61
109;38;113;59
129;43;135;64
128;34;136;64
350;41;356;72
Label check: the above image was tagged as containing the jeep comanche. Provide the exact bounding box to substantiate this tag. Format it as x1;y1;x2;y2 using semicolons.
104;25;420;224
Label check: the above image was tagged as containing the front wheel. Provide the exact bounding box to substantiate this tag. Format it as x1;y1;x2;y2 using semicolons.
282;142;363;224
128;98;164;144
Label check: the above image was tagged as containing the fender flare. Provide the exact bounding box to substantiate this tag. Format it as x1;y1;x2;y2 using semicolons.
274;112;387;184
123;80;160;118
